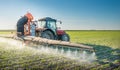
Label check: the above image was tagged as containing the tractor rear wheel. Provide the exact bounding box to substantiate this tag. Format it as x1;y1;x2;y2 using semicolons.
41;30;54;40
61;34;70;41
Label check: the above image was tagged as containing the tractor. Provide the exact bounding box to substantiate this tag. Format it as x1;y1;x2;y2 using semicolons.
31;17;70;41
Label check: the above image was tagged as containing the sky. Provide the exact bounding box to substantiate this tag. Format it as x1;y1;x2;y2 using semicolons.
0;0;120;30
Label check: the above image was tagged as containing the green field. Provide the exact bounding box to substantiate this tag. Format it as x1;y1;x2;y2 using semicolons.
0;30;120;70
0;30;15;34
67;30;120;49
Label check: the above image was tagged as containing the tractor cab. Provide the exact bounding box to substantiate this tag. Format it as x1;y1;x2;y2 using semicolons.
37;17;57;36
36;17;70;41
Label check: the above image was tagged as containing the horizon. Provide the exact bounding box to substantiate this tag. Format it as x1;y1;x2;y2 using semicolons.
0;29;120;31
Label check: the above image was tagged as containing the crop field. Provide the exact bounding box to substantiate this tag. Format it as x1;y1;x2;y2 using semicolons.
67;30;120;49
0;30;120;70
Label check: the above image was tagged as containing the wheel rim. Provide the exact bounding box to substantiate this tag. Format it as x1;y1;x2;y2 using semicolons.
42;33;51;39
64;35;68;41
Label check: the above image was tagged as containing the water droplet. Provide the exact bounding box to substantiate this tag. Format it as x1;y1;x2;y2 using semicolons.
74;50;78;57
61;47;64;54
66;49;71;57
82;51;87;59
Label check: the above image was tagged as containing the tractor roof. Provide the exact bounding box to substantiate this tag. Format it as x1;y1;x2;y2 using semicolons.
38;17;56;21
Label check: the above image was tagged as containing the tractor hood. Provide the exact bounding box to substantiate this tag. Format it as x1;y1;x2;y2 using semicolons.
57;30;66;35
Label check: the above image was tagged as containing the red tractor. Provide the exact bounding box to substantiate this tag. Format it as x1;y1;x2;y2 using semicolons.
32;17;70;41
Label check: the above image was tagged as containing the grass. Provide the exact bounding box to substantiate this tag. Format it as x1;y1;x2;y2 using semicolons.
66;30;120;49
0;30;120;69
0;30;15;34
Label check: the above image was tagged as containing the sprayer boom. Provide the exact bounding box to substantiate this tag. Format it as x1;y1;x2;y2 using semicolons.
0;35;94;52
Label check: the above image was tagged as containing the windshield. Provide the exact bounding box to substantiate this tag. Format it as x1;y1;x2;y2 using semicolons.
37;21;46;28
47;21;56;29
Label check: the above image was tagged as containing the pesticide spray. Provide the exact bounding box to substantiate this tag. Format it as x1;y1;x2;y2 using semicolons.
0;37;96;63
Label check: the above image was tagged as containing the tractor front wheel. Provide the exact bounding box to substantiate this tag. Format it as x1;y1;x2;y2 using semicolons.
61;34;70;41
41;30;54;40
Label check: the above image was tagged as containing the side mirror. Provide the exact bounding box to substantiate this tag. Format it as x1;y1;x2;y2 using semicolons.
57;20;62;24
57;27;61;29
60;21;62;24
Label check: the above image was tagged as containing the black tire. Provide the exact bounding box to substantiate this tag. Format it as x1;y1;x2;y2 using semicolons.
61;34;70;41
41;30;54;40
